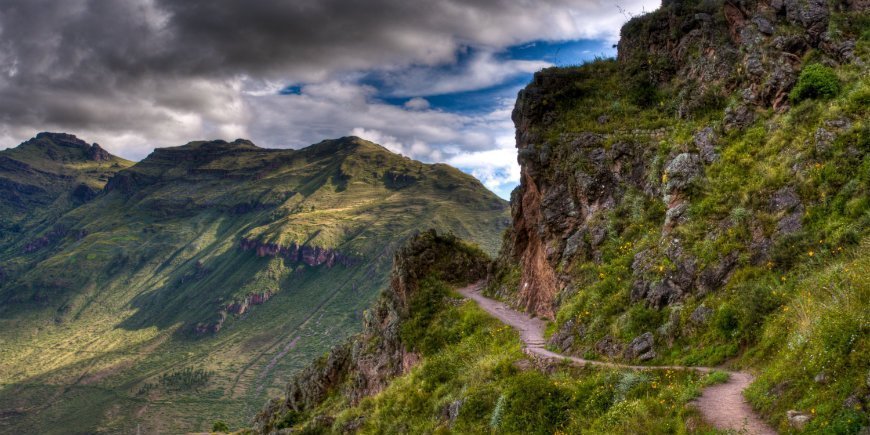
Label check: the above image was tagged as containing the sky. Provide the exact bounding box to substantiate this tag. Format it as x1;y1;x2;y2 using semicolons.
0;0;660;199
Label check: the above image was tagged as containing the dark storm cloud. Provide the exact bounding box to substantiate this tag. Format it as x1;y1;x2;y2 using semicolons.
0;0;658;159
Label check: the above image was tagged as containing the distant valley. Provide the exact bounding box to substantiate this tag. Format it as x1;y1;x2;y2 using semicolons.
0;133;508;433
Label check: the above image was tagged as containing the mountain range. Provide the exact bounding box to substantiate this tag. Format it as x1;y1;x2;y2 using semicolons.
0;133;508;433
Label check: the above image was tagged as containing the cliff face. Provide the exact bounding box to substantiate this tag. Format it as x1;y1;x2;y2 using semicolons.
490;0;868;319
253;230;489;434
239;238;355;268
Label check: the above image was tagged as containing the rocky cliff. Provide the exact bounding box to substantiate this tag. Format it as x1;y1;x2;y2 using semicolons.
253;230;489;433
239;238;355;268
490;0;868;319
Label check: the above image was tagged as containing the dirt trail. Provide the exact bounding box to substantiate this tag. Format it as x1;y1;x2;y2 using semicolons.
457;282;776;435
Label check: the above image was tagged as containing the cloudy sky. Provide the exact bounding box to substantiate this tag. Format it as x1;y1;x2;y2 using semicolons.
0;0;659;198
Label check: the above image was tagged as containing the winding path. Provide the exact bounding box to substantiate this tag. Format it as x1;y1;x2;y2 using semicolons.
457;282;776;435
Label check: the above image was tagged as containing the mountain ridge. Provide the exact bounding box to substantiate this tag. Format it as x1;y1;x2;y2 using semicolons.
246;1;868;433
0;132;509;434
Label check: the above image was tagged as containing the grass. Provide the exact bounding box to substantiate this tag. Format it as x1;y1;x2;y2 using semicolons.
481;6;869;433
277;281;715;434
0;137;509;433
745;238;869;432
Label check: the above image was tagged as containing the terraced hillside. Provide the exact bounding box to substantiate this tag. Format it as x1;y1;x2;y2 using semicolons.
0;134;509;434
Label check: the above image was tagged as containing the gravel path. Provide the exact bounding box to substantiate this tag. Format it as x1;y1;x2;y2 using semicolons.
457;282;776;435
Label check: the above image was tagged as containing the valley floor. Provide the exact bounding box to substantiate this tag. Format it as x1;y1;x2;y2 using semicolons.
457;282;776;435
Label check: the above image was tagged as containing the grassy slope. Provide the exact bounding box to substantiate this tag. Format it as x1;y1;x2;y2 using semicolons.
0;137;508;434
247;7;869;434
485;8;869;433
0;133;133;248
273;274;732;434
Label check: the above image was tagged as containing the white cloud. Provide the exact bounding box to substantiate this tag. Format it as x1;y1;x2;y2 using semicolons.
381;51;552;97
1;0;662;197
404;97;430;110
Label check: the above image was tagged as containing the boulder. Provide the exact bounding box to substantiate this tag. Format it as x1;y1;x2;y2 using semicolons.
770;186;801;212
595;335;623;358
690;305;713;326
783;0;830;42
625;332;655;361
723;104;755;132
787;410;812;430
664;153;702;195
693;127;719;164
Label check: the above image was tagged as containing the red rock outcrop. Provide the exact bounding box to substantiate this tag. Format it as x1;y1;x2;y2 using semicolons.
239;237;354;268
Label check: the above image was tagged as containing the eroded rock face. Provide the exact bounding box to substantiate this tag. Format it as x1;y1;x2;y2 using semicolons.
490;0;859;324
496;76;662;318
239;238;355;268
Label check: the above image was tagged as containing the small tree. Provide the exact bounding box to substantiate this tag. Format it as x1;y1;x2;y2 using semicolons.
789;64;840;102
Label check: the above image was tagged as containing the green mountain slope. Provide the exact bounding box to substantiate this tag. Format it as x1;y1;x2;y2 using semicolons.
250;1;869;434
0;132;133;249
0;135;508;434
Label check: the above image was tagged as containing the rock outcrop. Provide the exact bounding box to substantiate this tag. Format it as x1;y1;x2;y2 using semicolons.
33;132;112;162
490;0;865;321
253;230;489;433
22;225;68;253
239;238;355;268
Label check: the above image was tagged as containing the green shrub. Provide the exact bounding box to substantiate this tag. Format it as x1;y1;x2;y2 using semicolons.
790;64;840;102
701;371;730;386
211;420;229;432
628;76;659;107
714;304;739;337
498;371;572;434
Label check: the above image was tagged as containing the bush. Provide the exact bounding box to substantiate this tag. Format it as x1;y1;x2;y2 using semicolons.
498;371;572;434
211;420;229;432
789;64;840;102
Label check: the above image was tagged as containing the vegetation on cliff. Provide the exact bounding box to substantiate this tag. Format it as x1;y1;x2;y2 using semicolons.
250;230;731;434
247;1;868;433
485;0;868;432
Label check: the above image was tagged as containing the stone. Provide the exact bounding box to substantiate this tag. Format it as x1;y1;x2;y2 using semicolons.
638;350;657;361
690;305;713;326
698;252;739;296
783;0;830;42
664;153;702;194
770;186;801;212
563;230;586;260
693;127;719;164
625;332;655;360
723;104;755;132
745;53;765;77
595;335;623;358
814;127;835;154
786;410;812;430
753;16;776;35
776;210;804;235
647;280;683;308
664;201;689;228
843;394;862;410
548;318;584;352
442;399;463;425
814;372;828;384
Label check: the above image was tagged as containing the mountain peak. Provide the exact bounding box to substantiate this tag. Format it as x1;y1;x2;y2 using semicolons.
172;138;262;151
15;132;117;162
34;131;89;146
